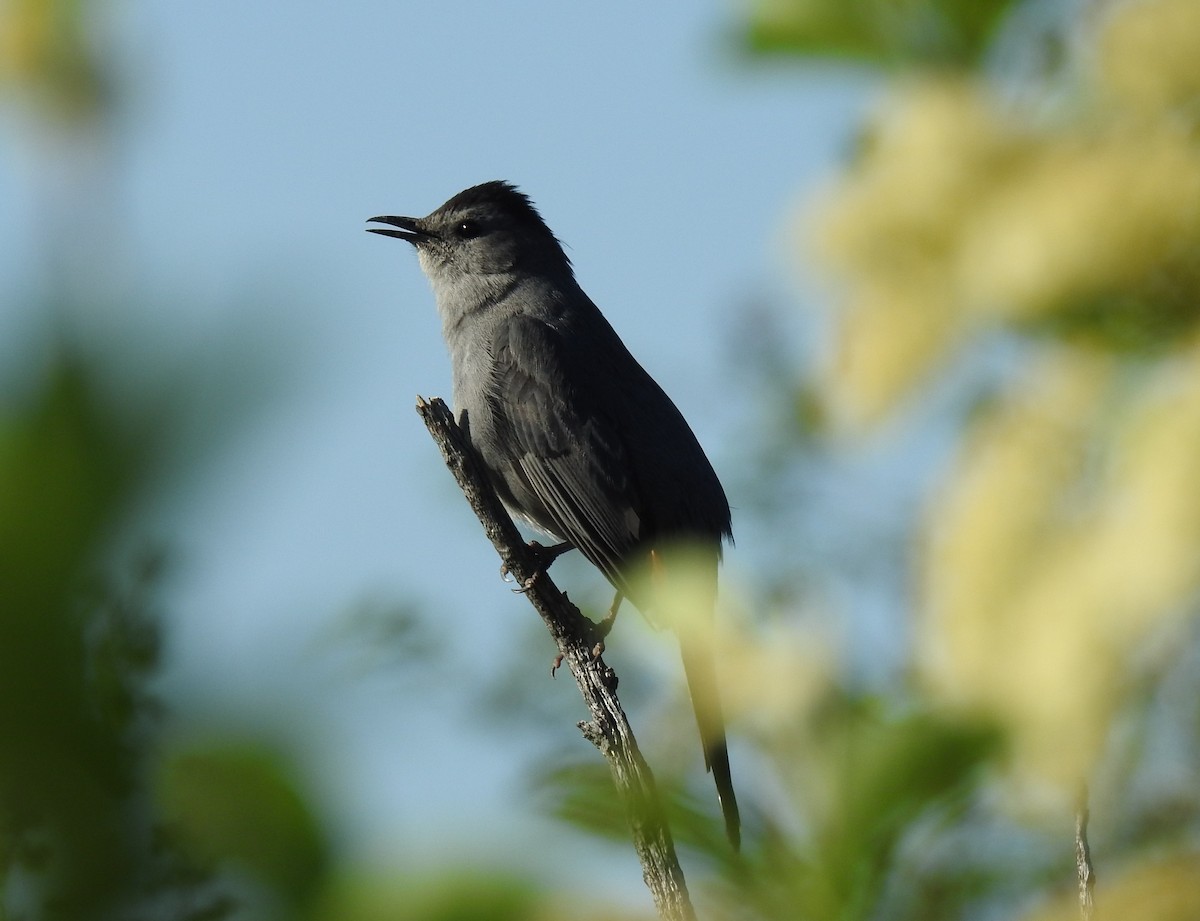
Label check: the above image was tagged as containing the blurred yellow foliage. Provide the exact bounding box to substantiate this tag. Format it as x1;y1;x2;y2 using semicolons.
812;79;1032;422
919;349;1112;787
310;868;653;921
0;0;107;121
959;129;1200;320
716;615;835;733
919;345;1200;786
0;0;51;78
810;0;1200;424
809;0;1200;793
1098;0;1200;116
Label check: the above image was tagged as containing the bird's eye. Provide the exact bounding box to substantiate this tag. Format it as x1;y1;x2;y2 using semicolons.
455;219;482;239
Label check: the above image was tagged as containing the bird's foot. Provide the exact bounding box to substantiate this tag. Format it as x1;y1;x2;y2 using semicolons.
584;590;623;657
500;559;538;592
591;590;623;643
528;539;572;570
504;540;573;593
510;572;537;593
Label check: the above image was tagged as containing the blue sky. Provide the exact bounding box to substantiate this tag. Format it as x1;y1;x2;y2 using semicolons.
0;0;875;904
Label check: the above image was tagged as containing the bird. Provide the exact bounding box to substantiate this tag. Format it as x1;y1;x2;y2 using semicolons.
368;181;740;849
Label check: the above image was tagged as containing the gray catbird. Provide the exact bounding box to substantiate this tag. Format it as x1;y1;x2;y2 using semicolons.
368;181;740;849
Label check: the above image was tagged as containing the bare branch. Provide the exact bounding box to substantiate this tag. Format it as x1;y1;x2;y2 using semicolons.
416;396;696;921
1076;785;1095;921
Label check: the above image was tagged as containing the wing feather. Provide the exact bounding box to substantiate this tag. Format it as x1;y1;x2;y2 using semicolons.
485;316;642;591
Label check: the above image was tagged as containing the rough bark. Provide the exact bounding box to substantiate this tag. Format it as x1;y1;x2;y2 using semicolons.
1075;786;1095;921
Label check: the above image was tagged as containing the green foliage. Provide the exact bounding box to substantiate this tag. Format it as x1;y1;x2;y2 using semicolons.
0;362;134;914
0;359;228;920
741;0;1021;69
311;872;543;921
158;745;329;906
542;695;1000;921
0;364;128;601
780;699;1000;921
0;0;114;125
1019;261;1200;354
538;758;739;860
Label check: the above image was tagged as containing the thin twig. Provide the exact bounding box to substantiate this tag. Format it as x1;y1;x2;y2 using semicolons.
416;396;696;921
1075;785;1095;921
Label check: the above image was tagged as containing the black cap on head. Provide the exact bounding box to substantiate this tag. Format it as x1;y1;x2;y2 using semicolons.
439;181;543;225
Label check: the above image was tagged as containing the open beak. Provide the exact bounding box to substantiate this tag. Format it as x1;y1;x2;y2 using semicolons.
366;215;430;242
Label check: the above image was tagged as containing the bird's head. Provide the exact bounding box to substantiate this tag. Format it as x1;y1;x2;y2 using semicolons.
368;181;572;297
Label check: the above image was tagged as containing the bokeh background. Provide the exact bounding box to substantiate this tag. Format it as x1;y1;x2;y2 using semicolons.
3;1;1200;919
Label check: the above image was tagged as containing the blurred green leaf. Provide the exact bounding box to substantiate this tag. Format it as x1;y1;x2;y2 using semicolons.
0;357;231;919
742;0;1021;69
536;758;741;864
0;0;113;124
158;743;329;904
1020;254;1200;353
536;760;630;843
806;698;1001;916
693;695;1003;921
820;699;1000;836
312;870;543;921
0;361;136;914
0;362;128;598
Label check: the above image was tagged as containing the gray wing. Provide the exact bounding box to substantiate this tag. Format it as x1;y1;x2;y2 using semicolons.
485;314;739;845
482;315;644;592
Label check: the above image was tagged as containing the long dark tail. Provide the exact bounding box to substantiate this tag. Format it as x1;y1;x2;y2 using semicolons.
644;546;741;849
680;631;741;850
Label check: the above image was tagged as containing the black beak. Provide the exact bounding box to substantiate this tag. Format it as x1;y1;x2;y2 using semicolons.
366;215;430;242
